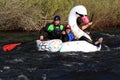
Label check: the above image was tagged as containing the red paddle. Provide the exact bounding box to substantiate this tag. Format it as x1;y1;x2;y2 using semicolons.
3;43;21;52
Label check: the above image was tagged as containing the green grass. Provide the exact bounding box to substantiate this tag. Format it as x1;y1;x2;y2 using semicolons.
0;0;120;31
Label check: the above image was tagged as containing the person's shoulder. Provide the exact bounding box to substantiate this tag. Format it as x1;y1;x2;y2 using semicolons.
45;22;53;27
60;24;65;28
60;24;64;26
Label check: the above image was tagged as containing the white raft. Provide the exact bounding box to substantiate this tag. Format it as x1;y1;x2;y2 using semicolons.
36;5;101;52
60;41;101;52
36;39;62;52
36;39;101;52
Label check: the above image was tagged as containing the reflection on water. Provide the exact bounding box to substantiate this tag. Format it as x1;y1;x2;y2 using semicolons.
0;31;120;80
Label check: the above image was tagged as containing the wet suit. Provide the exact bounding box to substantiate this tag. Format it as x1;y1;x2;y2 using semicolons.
39;23;65;40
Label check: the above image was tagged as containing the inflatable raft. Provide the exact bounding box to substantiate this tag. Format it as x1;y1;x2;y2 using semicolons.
36;5;101;52
36;39;101;52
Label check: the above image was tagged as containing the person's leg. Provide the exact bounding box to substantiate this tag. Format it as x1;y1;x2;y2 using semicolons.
79;36;93;44
94;37;103;46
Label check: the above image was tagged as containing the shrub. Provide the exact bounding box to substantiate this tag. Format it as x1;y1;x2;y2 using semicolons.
0;0;120;31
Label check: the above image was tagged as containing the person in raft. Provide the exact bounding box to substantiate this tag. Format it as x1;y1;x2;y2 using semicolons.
62;24;78;42
39;15;65;41
76;16;103;46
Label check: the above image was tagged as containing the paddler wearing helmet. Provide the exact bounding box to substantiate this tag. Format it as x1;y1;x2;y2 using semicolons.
39;15;65;40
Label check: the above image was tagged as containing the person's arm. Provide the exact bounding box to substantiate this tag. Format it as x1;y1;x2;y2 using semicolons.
61;24;66;35
39;27;45;40
39;23;50;40
81;22;92;30
61;33;68;42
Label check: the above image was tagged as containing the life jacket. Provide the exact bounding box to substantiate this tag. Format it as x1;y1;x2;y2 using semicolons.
47;24;64;32
46;24;64;39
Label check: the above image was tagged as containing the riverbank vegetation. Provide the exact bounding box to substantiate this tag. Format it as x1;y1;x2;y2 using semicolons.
0;0;120;31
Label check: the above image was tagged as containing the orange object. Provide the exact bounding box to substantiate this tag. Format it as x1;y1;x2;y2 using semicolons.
3;43;21;52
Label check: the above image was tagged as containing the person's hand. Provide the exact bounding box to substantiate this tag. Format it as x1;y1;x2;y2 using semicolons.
62;31;66;35
81;22;93;30
88;22;93;26
85;31;90;34
40;35;44;41
74;36;79;40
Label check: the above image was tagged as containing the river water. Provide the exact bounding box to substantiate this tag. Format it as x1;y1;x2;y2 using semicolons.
0;31;120;80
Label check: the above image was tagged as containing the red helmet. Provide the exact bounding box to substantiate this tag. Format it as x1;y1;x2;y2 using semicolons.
65;24;71;29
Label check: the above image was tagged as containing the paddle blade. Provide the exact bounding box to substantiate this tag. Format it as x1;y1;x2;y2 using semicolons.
3;43;21;52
